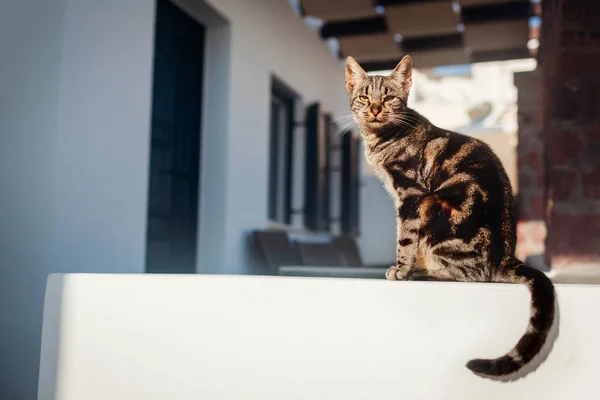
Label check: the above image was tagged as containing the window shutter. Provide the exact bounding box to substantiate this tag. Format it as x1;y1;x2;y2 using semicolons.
341;132;361;236
304;102;331;232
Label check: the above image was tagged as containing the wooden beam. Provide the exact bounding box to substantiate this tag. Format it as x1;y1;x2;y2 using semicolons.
470;47;532;63
375;0;446;6
401;33;464;53
320;16;387;39
461;0;534;24
359;58;406;72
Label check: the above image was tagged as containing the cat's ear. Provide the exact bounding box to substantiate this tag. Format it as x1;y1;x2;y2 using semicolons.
389;55;413;94
345;56;368;94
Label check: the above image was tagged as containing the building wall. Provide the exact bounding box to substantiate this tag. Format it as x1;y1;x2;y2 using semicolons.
0;1;65;398
196;0;352;273
1;0;158;397
0;0;381;396
53;1;155;276
541;0;600;267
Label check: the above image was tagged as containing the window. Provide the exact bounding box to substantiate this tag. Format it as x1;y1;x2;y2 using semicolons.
304;103;332;232
340;132;361;236
268;77;297;224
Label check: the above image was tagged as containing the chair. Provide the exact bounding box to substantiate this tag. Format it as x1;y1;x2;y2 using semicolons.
252;229;302;274
293;241;344;267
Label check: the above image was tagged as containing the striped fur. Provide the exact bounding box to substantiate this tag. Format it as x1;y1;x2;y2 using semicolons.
345;55;556;378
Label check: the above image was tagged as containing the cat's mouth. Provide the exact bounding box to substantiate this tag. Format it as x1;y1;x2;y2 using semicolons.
368;117;386;124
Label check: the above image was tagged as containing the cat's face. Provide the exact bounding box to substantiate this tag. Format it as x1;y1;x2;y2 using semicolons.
345;55;413;133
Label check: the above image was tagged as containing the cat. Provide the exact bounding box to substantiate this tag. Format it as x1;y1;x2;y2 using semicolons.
344;55;556;378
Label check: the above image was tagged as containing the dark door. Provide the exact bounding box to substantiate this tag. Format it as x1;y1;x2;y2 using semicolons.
146;0;205;273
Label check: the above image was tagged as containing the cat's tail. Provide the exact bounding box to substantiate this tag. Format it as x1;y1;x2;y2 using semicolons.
466;259;556;378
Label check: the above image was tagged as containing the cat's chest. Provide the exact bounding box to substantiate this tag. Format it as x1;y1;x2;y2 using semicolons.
365;152;425;203
366;153;420;206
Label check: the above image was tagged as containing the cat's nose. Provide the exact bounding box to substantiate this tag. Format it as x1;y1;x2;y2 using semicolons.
371;105;382;116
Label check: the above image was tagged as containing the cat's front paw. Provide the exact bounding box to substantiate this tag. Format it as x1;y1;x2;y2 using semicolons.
386;265;409;281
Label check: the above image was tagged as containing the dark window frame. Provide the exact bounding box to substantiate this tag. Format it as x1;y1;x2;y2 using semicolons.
341;132;361;236
268;76;298;225
304;103;332;233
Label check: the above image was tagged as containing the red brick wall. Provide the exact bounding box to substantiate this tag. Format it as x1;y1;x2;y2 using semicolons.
541;0;600;266
514;71;547;262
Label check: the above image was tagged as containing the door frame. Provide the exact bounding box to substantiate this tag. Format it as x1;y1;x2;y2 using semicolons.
149;0;232;274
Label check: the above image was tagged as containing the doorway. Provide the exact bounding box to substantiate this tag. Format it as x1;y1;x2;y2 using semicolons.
146;0;205;273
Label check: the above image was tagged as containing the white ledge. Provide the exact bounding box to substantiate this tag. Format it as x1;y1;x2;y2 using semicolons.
39;274;599;399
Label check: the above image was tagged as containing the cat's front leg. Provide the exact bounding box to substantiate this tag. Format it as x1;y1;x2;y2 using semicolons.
385;265;412;280
386;213;419;281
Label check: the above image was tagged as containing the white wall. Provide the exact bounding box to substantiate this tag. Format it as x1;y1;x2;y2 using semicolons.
0;1;64;398
195;0;351;273
179;0;397;271
0;0;394;396
172;0;232;274
52;1;155;275
0;0;156;397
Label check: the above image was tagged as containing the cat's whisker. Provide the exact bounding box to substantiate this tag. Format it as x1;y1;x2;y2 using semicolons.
329;113;354;124
396;115;419;127
327;112;358;137
329;118;354;129
388;117;416;130
397;114;421;124
334;120;358;137
398;119;419;126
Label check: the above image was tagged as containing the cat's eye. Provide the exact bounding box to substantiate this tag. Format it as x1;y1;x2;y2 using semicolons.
358;96;369;102
383;96;396;103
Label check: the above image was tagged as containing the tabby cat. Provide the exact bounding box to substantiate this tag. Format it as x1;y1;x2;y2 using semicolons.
344;55;555;378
